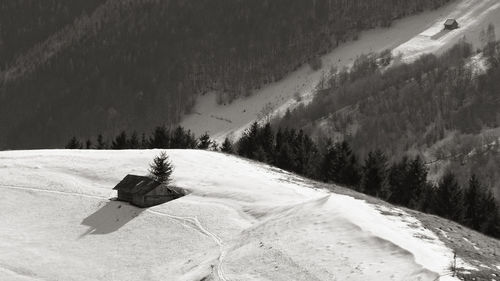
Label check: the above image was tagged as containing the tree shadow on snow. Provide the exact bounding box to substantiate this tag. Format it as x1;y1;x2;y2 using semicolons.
79;200;145;238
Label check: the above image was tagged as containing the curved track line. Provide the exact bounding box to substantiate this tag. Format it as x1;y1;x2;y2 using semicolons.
0;184;109;199
147;209;228;281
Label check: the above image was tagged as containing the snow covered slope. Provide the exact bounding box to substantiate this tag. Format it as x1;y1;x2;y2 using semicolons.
180;0;500;142
0;150;470;280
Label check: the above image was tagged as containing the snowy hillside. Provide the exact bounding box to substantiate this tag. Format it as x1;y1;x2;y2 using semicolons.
180;0;500;142
0;150;489;281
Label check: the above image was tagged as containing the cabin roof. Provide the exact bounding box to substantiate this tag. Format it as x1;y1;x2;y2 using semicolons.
444;19;457;26
113;174;161;195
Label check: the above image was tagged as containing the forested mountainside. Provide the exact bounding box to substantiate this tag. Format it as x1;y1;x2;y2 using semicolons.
0;0;105;66
0;0;453;149
274;36;500;197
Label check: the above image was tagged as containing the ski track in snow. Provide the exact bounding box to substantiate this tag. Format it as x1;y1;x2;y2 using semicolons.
0;183;110;200
147;209;228;281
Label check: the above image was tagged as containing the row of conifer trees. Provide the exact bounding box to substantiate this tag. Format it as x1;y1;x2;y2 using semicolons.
66;122;500;237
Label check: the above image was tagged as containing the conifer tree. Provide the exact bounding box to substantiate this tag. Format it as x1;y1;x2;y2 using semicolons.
170;126;197;149
140;133;148;149
406;156;428;209
170;126;185;149
296;132;320;178
478;190;500;237
149;126;170;148
259;123;274;158
129;131;140;149
96;134;107;149
464;174;482;229
197;132;212;149
221;137;234;153
149;151;174;184
111;131;129;149
434;172;463;222
210;141;219;151
275;142;294;171
65;137;82;149
417;182;437;213
388;156;428;207
388;156;410;204
275;128;283;152
85;139;92;149
321;140;360;186
237;122;259;158
253;146;268;162
360;150;388;197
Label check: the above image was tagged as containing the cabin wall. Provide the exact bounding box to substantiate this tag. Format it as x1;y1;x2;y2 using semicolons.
129;186;180;208
117;191;133;202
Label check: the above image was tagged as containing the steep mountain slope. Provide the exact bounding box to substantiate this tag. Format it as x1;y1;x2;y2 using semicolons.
180;0;500;142
1;150;498;280
0;0;453;149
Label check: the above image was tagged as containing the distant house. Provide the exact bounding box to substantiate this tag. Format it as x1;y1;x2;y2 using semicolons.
113;174;183;208
444;19;459;30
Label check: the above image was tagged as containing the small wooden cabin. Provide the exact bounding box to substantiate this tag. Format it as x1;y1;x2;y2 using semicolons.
113;175;182;208
444;19;459;30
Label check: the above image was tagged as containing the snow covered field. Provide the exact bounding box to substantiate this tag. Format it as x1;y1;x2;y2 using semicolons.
180;0;500;142
0;150;468;280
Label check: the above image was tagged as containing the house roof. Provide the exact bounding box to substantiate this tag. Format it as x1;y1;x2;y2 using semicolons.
113;174;161;195
444;19;457;25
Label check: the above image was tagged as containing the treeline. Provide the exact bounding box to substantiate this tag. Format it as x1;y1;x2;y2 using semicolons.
274;33;500;200
66;123;500;238
235;122;500;238
66;126;199;150
0;0;453;149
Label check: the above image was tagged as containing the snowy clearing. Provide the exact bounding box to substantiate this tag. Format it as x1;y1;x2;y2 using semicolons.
180;0;500;142
0;150;465;280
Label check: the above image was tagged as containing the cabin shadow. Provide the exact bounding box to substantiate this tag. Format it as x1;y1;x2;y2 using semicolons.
79;200;145;238
430;29;451;40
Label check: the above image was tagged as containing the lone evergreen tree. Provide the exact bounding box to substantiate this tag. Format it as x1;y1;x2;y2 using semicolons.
149;151;174;184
